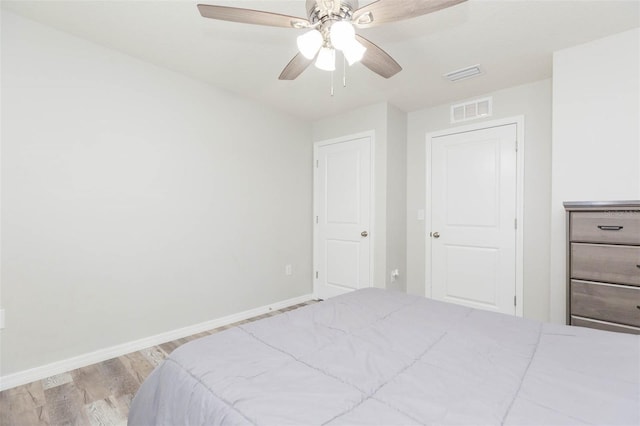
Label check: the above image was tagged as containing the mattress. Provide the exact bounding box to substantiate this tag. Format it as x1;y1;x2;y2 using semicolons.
128;288;640;425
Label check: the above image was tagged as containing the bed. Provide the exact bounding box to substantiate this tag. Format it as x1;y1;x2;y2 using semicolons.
128;288;640;425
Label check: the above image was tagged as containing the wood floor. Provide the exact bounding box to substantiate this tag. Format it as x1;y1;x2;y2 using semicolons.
0;301;314;426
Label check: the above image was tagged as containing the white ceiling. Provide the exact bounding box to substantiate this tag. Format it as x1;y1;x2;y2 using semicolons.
3;0;639;120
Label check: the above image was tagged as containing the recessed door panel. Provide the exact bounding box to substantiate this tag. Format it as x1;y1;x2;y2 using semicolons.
445;140;498;228
326;240;360;290
326;150;360;224
444;245;498;308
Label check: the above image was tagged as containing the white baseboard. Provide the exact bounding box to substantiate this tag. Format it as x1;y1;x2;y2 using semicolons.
0;293;314;391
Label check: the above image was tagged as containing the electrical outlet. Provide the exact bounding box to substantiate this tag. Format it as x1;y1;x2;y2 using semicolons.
285;264;292;276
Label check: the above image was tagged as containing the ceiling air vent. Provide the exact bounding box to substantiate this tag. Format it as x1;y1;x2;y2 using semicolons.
451;97;492;123
443;64;482;82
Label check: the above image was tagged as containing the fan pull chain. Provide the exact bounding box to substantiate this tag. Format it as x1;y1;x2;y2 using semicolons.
330;70;334;96
343;54;347;87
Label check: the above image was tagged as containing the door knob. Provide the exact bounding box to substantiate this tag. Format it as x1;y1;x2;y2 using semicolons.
432;232;440;239
361;231;368;237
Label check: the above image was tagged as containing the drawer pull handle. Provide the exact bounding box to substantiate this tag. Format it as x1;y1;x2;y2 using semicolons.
597;225;623;231
637;306;640;310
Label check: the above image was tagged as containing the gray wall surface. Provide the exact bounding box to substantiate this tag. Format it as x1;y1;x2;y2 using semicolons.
1;11;313;375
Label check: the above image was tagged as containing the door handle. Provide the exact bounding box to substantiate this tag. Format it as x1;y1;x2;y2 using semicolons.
432;232;440;239
361;231;368;237
597;225;623;231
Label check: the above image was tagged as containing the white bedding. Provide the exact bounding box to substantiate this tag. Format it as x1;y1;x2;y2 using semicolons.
129;288;640;425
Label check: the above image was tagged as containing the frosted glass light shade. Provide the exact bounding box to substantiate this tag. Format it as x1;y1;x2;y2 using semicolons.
315;47;336;71
343;39;366;65
329;21;355;51
297;30;323;59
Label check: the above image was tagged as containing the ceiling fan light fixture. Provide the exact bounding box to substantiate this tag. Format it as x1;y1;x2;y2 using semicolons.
329;20;355;51
315;47;336;71
343;39;366;65
198;0;470;81
297;29;323;59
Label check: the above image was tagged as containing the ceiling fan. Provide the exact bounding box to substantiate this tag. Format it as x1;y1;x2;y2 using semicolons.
197;0;467;80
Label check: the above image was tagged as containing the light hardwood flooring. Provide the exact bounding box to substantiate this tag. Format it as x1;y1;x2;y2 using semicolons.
0;301;314;426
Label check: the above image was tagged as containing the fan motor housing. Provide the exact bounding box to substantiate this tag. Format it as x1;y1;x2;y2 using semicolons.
306;0;358;24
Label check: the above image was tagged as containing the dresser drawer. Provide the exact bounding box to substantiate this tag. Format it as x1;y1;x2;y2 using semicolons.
570;211;640;245
571;243;640;286
571;316;640;335
571;280;640;327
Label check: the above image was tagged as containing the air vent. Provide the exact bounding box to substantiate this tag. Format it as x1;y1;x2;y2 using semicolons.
450;97;492;123
443;64;482;82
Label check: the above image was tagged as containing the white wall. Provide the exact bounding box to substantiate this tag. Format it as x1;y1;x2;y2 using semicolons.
311;102;407;290
406;79;552;321
550;28;640;323
1;11;312;376
385;104;407;291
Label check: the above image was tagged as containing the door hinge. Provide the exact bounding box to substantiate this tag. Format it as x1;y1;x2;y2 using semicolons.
514;295;517;306
514;218;517;229
315;271;319;279
316;216;319;224
316;160;319;168
515;140;518;152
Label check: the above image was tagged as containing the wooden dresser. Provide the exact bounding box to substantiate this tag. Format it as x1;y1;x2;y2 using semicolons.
564;201;640;334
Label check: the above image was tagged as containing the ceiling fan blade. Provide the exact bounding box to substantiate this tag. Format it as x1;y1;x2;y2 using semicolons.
355;35;402;79
279;53;314;80
352;0;467;28
197;4;310;29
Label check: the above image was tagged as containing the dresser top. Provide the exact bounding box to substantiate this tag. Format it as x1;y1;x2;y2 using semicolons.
564;200;640;211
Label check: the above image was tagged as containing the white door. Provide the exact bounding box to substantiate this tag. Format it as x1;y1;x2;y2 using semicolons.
314;135;372;300
430;124;517;315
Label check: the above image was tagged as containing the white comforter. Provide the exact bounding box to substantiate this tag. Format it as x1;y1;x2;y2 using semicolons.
129;288;640;425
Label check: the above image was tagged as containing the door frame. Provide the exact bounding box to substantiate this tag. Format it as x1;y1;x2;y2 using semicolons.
313;130;376;299
424;116;525;316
